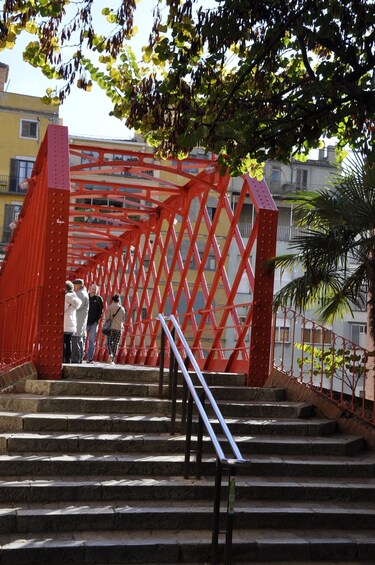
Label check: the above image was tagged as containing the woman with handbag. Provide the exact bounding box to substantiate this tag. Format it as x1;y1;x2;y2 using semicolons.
103;294;126;364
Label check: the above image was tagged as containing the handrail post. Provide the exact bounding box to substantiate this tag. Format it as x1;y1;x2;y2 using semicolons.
170;355;178;435
180;356;190;433
224;466;236;565
167;327;178;434
184;391;194;478
211;457;222;565
181;378;188;433
168;327;176;399
159;328;165;398
196;390;205;480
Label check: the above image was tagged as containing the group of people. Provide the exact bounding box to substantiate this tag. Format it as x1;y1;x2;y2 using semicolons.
63;278;126;365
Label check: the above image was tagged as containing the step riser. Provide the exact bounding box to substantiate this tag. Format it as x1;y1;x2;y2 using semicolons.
1;539;374;565
1;483;374;504
22;381;287;402
0;458;373;478
0;398;313;419
2;436;365;457
214;404;313;418
0;413;337;437
62;367;248;388
2;510;375;534
0;399;173;415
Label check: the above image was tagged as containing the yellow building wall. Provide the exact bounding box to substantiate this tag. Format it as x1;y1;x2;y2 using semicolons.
0;90;59;251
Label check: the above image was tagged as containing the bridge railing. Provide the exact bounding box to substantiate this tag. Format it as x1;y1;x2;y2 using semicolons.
0;287;40;370
273;307;375;425
94;301;254;374
0;125;70;379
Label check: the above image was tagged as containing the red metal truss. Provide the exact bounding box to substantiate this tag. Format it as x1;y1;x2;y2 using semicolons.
0;125;278;384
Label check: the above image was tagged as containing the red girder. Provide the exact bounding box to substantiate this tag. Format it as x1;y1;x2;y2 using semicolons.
0;125;278;383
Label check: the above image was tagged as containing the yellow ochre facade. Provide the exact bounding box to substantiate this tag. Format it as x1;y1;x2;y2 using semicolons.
0;63;59;255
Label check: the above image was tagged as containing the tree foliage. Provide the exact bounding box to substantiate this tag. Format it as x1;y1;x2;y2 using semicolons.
268;153;375;337
0;0;374;173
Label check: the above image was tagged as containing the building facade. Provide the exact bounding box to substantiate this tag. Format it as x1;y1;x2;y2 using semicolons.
0;63;59;256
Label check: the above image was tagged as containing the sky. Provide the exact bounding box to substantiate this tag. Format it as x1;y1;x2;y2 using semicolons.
0;0;156;140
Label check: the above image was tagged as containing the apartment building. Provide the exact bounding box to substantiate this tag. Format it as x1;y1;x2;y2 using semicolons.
227;147;368;379
0;62;59;257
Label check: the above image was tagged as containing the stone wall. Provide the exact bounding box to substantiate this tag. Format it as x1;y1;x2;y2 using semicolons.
0;362;38;394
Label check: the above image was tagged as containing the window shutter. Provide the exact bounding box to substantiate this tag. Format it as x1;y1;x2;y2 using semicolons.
9;158;18;192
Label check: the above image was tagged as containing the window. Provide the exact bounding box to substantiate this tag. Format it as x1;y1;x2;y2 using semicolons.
271;168;281;183
275;326;290;343
302;327;332;344
205;255;216;271
9;158;34;192
351;324;367;345
295;169;308;189
207;207;216;221
80;150;96;166
20;119;38;140
2;203;22;243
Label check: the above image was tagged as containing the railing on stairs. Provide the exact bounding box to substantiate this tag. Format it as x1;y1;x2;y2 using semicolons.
273;307;375;425
158;313;249;565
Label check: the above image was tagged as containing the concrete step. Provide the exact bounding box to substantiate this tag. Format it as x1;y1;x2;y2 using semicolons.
0;528;373;564
0;431;365;457
1;364;374;564
0;393;314;420
21;379;287;402
0;394;173;415
0;452;374;478
62;365;248;387
22;379;162;398
213;399;314;418
0;410;337;436
1;500;375;533
62;364;161;384
1;475;375;504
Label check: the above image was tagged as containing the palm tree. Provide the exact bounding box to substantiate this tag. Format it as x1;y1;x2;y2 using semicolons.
269;152;375;340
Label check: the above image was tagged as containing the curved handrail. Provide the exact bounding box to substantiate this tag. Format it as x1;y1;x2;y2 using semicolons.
158;313;245;464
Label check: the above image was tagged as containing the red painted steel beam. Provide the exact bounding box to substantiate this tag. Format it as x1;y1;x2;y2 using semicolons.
244;174;278;386
37;126;71;379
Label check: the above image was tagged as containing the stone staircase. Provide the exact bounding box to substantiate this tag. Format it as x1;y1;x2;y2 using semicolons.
0;363;373;564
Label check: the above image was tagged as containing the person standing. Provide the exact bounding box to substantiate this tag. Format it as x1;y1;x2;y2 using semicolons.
71;278;89;363
63;281;81;363
86;283;104;363
104;294;126;365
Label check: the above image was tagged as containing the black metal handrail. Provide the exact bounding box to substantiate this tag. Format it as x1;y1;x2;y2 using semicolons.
157;313;250;565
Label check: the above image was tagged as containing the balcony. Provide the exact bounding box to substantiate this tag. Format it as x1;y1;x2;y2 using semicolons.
266;180;332;195
0;175;28;194
238;223;303;241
